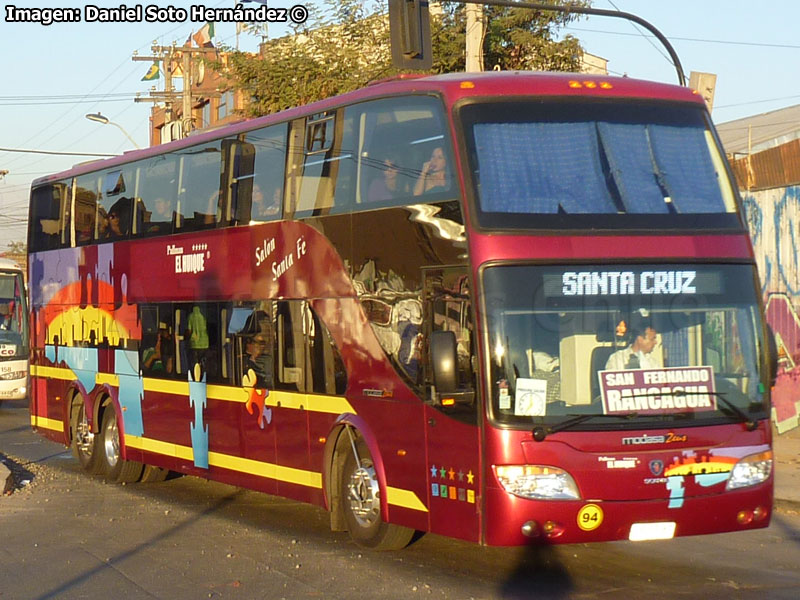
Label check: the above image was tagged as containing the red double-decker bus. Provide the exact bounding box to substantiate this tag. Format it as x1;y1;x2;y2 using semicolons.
28;71;775;549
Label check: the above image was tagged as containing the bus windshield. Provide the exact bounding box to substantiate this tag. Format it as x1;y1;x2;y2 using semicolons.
0;269;28;359
460;100;739;229
483;264;767;428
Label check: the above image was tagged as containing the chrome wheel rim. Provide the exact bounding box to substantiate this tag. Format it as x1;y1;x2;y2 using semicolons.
102;413;120;468
347;460;381;528
75;405;95;458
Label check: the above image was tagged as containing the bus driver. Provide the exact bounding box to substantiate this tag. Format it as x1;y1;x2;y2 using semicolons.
605;314;661;371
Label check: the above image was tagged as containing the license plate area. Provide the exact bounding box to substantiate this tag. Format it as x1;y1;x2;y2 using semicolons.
629;522;676;541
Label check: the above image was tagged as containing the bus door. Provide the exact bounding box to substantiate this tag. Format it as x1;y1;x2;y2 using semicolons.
423;267;481;542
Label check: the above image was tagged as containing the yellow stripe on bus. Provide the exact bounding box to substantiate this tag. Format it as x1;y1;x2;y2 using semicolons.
32;365;355;415
125;435;193;462
124;434;428;512
386;486;430;513
30;414;65;433
209;451;323;489
95;372;119;386
125;434;320;489
143;378;190;396
30;365;76;381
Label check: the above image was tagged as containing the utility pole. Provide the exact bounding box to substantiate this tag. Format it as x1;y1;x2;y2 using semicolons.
465;3;485;72
132;42;220;141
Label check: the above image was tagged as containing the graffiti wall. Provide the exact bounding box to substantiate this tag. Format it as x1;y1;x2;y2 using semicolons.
743;185;800;432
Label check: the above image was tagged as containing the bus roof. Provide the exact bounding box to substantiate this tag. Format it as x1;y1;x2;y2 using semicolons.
32;71;704;187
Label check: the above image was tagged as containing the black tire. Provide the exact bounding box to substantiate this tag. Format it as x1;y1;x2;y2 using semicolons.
98;404;144;483
339;435;414;551
71;397;102;475
139;464;170;483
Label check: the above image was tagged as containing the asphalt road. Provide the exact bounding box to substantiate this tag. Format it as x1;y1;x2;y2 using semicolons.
2;398;800;600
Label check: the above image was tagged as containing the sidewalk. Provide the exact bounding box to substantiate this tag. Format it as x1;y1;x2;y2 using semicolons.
774;424;800;505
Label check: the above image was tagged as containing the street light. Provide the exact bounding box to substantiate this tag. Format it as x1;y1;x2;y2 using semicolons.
85;112;141;149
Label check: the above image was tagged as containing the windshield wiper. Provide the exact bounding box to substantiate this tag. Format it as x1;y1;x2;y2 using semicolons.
532;412;638;442
670;389;758;431
623;388;759;431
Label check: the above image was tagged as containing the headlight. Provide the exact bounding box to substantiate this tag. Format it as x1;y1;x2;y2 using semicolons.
0;370;26;381
726;450;773;490
494;465;580;500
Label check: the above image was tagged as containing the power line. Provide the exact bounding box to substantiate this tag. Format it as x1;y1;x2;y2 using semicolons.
567;26;800;50
0;98;135;107
0;92;140;101
0;146;117;157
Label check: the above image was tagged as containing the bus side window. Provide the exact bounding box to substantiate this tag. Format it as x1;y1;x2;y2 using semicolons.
245;123;288;223
308;307;347;395
275;301;305;392
98;168;134;240
75;174;100;246
175;303;221;380
137;155;179;238
29;182;70;251
293;111;350;217
176;141;224;232
424;269;477;422
349;96;452;209
139;304;176;377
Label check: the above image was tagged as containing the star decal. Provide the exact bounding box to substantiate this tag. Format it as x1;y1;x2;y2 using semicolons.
466;470;475;484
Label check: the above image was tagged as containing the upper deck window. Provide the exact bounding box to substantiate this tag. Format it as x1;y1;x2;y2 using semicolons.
460;100;739;230
29;181;71;251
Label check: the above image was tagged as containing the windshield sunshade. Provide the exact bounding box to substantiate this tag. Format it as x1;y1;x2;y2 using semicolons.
462;101;738;227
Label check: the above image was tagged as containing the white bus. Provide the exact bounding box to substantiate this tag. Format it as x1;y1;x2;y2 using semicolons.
0;258;29;402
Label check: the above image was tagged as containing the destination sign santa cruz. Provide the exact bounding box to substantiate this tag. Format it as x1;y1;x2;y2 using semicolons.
561;270;697;296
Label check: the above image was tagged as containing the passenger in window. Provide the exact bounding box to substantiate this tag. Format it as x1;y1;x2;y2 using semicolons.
106;198;131;238
251;183;281;221
605;315;661;371
105;210;124;238
186;306;209;369
244;334;273;388
97;208;111;240
368;155;404;202
142;323;175;374
413;146;449;196
145;196;175;234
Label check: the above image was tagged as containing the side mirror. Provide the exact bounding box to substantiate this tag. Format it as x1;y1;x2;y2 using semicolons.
430;330;458;394
767;324;779;386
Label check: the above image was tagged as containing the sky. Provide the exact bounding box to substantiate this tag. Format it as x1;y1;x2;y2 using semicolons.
2;0;800;249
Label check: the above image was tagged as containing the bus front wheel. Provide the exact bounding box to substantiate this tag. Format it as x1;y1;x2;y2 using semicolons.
339;435;414;551
98;404;144;483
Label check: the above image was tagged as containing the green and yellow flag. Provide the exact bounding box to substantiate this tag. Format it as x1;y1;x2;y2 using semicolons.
141;62;160;81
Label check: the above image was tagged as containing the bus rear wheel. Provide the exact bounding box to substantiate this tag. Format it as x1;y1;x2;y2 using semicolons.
339;435;414;551
71;397;102;475
98;404;144;483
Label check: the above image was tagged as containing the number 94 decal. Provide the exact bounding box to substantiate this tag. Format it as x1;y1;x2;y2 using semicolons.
577;504;604;531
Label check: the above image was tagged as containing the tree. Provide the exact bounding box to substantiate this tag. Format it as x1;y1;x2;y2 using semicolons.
433;1;590;73
217;0;591;118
